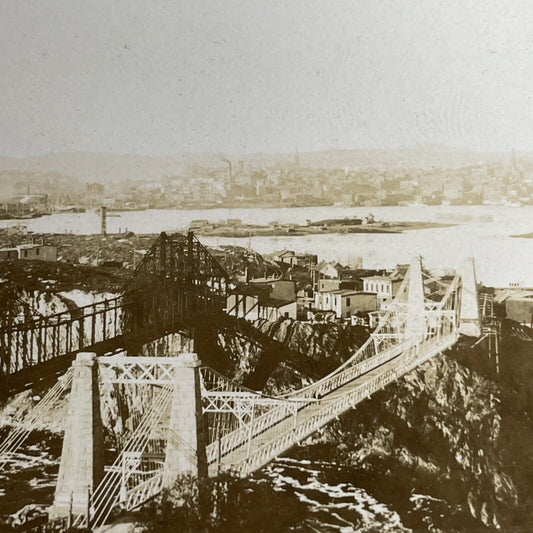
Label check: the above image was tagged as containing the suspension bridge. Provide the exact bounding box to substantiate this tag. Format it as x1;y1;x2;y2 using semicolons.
0;252;481;530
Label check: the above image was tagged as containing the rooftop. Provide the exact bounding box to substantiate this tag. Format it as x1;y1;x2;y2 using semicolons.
319;289;361;296
261;297;295;308
0;243;53;253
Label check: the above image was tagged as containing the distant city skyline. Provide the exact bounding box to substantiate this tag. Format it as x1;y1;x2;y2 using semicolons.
1;144;531;160
1;0;533;158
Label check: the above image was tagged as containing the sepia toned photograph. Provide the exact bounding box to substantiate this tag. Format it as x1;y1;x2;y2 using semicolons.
1;1;533;531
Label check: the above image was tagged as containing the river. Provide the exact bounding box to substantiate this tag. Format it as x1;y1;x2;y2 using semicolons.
3;205;533;287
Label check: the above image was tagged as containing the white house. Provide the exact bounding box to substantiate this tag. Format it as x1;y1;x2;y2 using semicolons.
188;219;213;231
314;289;377;318
318;279;341;292
258;298;297;321
0;243;57;262
362;276;403;304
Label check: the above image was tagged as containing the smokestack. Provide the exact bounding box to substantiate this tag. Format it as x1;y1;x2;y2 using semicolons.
219;156;234;198
101;206;107;236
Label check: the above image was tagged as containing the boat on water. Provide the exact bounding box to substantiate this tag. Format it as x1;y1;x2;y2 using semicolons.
55;206;86;213
307;216;363;227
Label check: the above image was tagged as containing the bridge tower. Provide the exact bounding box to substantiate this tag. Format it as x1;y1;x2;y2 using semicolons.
162;352;207;487
405;256;426;339
50;352;104;521
458;257;481;337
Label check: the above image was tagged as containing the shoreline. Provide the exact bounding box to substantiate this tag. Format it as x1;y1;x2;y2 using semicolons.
191;220;454;238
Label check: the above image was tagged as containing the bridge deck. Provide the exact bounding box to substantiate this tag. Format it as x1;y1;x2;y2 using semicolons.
209;332;457;476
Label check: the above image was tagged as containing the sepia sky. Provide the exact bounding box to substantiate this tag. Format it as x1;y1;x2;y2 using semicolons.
1;0;533;157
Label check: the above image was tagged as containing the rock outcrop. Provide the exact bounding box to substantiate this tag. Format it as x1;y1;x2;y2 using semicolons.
213;319;530;531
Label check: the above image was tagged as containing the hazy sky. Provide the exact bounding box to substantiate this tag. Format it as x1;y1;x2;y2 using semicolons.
1;0;532;157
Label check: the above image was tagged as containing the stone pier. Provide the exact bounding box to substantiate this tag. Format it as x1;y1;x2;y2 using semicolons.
459;257;481;337
50;352;104;520
405;256;426;339
162;352;207;487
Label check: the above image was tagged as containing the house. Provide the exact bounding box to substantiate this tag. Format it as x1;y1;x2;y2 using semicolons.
318;279;341;292
248;279;296;300
390;264;409;280
275;250;297;267
0;243;57;262
226;279;297;321
318;261;345;279
505;295;533;325
314;289;377;318
0;248;18;261
257;297;297;321
362;275;403;304
275;250;318;268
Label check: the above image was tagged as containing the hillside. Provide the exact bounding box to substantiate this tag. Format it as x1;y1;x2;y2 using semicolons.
0;147;528;183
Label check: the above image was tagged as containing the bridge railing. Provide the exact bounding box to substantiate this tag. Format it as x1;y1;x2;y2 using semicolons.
272;299;409;402
205;297;459;470
225;330;459;476
0;294;128;376
205;337;413;466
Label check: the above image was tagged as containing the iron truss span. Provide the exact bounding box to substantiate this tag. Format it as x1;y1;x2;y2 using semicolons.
0;232;231;394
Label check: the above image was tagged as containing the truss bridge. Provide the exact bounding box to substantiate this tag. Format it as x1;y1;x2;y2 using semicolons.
0;232;230;394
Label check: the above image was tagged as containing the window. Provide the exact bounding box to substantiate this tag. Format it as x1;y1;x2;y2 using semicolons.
36;248;40;256
346;297;351;306
24;251;28;257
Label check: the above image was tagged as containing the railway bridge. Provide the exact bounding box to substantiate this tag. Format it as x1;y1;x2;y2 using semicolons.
0;232;230;394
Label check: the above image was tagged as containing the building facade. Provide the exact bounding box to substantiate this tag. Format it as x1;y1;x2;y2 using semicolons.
314;289;377;318
0;243;58;262
362;276;402;304
226;279;297;321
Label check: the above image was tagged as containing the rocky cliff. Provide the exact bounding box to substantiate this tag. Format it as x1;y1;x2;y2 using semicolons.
311;351;521;531
213;318;369;393
212;318;533;532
